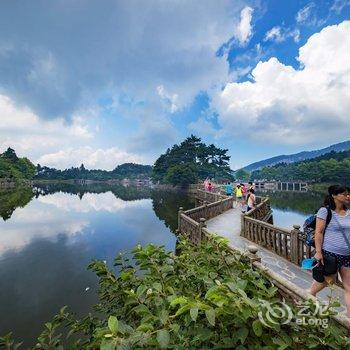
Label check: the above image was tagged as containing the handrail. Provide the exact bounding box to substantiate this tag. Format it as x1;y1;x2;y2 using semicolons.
244;215;291;234
241;195;313;265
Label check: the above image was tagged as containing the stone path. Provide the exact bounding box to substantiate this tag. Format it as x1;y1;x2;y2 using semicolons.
206;208;346;313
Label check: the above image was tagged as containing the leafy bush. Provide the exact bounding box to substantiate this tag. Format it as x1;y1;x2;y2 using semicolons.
2;236;350;349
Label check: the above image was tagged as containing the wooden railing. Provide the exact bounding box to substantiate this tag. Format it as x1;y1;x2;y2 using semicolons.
178;187;350;330
178;188;234;244
195;189;228;203
186;187;314;266
241;196;312;265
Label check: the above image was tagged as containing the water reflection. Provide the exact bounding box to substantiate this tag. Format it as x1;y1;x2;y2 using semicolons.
258;190;324;215
258;190;325;229
0;187;34;220
0;183;194;346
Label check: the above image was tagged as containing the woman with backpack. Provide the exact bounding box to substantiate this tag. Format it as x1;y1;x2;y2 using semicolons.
309;185;350;316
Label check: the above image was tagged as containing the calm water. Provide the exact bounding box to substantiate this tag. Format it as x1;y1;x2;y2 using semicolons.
0;183;194;347
0;184;325;346
257;190;325;229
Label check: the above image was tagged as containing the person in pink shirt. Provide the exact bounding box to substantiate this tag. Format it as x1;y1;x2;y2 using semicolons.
203;178;209;191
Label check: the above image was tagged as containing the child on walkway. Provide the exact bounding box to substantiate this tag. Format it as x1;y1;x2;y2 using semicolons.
234;184;243;208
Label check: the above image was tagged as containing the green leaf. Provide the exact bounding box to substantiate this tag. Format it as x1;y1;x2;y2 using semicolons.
170;296;188;307
136;323;154;332
159;309;169;325
108;316;118;334
157;329;170;349
209;272;218;279
190;307;198;322
136;285;148;297
236;327;249;344
100;338;115;350
120;271;131;281
252;320;262;337
175;304;192;316
226;282;237;292
205;308;215;326
153;282;162;292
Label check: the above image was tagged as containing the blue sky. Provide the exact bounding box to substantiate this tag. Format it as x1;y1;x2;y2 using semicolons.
0;0;349;170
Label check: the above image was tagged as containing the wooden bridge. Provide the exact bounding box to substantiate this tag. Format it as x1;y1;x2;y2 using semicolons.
178;186;350;330
255;181;308;191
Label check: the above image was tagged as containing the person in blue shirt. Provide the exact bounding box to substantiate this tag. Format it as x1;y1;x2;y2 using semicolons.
225;182;233;196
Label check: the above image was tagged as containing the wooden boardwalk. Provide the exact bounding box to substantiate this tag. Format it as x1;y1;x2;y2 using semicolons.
206;207;346;313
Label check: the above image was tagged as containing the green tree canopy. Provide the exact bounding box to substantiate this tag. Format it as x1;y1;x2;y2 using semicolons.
0;148;35;180
152;135;234;187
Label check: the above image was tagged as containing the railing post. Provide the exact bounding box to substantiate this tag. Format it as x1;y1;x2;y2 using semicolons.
178;207;184;233
247;245;261;264
203;201;208;218
199;218;207;243
290;224;301;264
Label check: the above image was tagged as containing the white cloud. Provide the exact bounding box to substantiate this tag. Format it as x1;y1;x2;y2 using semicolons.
0;94;93;156
157;85;179;113
296;3;315;23
0;202;88;255
0;93;148;169
330;0;350;14
264;26;300;43
37;146;144;170
188;117;218;138
212;21;350;145
0;1;249;161
235;6;254;45
0;1;244;120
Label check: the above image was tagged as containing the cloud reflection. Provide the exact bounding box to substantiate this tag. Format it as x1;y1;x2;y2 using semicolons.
38;191;150;213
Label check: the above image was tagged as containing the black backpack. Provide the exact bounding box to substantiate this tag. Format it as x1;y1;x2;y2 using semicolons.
303;207;332;247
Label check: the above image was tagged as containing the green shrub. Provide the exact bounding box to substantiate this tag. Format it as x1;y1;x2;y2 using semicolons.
1;236;350;349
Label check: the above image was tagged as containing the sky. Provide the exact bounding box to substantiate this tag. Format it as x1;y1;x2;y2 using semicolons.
0;0;350;170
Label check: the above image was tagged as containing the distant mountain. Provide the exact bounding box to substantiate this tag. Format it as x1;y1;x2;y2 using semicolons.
243;140;350;172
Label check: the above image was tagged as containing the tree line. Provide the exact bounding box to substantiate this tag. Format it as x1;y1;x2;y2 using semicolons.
250;150;350;184
36;163;153;181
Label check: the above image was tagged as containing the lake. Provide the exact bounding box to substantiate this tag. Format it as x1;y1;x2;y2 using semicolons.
0;184;326;346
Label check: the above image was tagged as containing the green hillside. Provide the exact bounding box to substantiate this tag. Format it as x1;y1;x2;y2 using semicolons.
251;149;350;184
243;140;350;172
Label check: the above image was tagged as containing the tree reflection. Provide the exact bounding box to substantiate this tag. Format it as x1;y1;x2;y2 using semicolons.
34;182;152;201
0;183;154;220
0;187;34;220
258;190;324;215
151;189;195;232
